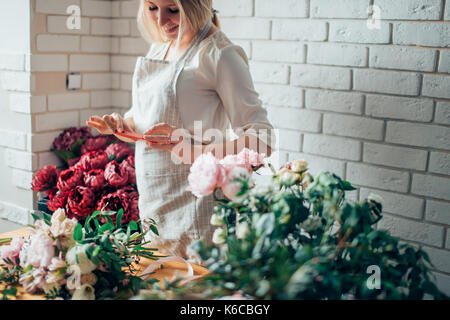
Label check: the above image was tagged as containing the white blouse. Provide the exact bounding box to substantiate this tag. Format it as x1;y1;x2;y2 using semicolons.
124;29;274;148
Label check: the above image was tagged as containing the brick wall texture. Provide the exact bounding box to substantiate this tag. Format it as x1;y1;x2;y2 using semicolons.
0;0;449;295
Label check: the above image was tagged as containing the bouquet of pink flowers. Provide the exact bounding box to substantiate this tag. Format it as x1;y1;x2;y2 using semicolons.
32;126;137;225
0;209;160;300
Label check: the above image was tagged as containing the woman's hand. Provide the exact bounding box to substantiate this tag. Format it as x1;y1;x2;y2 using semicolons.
86;112;133;135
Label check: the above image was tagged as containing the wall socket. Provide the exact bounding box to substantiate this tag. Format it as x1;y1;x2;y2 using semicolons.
66;72;81;90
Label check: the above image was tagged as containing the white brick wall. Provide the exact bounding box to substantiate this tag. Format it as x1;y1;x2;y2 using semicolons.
1;0;449;293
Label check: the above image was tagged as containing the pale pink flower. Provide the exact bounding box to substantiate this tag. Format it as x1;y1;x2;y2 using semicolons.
50;208;78;240
222;166;252;202
0;237;24;266
26;232;55;269
187;153;226;197
236;148;265;167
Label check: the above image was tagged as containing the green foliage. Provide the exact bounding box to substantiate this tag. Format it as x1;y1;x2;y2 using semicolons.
140;169;448;300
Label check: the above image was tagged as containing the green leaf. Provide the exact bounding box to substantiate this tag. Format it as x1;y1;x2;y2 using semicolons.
116;209;124;228
150;224;159;236
73;223;83;241
128;220;138;232
52;149;76;164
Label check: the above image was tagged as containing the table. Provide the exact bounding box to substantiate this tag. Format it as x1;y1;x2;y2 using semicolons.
0;228;209;300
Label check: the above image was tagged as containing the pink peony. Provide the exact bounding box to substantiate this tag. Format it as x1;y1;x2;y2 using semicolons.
236;148;265;168
187;153;226;197
105;142;134;162
104;160;129;187
222;166;252;201
0;237;24;266
120;159;136;185
26;232;55;269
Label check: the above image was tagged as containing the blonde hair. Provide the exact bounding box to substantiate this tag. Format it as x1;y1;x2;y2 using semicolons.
137;0;220;44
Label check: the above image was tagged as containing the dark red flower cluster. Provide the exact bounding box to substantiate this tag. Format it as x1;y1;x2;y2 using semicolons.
32;127;138;224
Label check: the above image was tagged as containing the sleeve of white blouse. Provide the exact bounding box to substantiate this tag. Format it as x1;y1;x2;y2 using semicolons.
215;45;276;151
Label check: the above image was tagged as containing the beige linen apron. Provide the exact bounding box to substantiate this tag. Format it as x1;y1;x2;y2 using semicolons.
131;21;216;264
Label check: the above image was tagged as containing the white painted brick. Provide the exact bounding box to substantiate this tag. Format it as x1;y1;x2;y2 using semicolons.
291;65;351;90
425;200;450;225
12;169;33;190
91;18;112;35
446;0;450;20
249;61;289;84
111;73;121;88
121;0;140;18
111;55;137;72
9;94;47;114
70;54;110;72
221;18;270;40
272;20;327;42
81;36;112;53
354;69;421;96
120;74;133;91
447;232;450;250
369;46;437;72
366;95;434;122
347;162;410;192
377;214;444;247
311;0;370;18
254;83;303;108
0;201;30;225
5;150;37;171
47;16;90;35
363;142;428;171
36;0;81;14
213;0;253;17
412;174;450;201
112;1;121;17
80;107;114;127
82;73;112;90
422;246;450;274
91;90;113;108
393;22;450;47
0;53;25;71
277;129;302;152
287;152;346;178
130;18;141;37
386;121;450;150
48;92;90;111
81;0;112;17
111;91;131;108
30;131;60;153
120;37;149;55
422;75;450;99
252;41;305;63
308;43;367;67
255;0;307;18
375;0;443;20
36;35;80;52
329;21;390;44
0;130;27;151
323;114;384;141
304;134;361;161
267;107;321;132
112;19;131;36
360;188;424;220
429;152;450;175
439;51;450;73
305;89;363;115
38;151;63;168
435;102;450;125
30;54;67;72
0;71;30;91
432;271;450;296
111;38;120;54
35;111;79;132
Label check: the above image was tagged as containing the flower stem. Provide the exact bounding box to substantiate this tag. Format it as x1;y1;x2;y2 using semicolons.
0;238;12;245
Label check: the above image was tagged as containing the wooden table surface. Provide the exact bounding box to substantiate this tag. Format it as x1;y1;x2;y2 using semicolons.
0;227;209;300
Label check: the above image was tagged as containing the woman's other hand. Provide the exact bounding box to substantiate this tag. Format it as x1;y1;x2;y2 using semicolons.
86;112;133;135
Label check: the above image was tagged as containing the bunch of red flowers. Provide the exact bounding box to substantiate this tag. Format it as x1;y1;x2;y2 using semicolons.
32;127;138;225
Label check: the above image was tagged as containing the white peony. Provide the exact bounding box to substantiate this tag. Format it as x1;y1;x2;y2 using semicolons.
72;284;95;300
212;228;227;245
66;244;97;275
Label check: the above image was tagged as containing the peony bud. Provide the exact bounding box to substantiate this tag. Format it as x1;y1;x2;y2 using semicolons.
210;214;225;226
72;284;95;300
212;228;227;245
290;160;308;173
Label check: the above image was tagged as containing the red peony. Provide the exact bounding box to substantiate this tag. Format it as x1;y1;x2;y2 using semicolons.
66;186;96;220
52;127;92;151
57;167;84;192
79;150;109;172
67;156;81;168
97;190;138;224
84;169;106;191
122;155;135;168
81;136;109;154
104;160;129;187
105;142;134;162
120;159;136;185
31;165;59;192
47;191;70;212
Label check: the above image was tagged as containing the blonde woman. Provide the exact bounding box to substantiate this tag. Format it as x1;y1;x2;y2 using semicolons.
86;0;274;263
